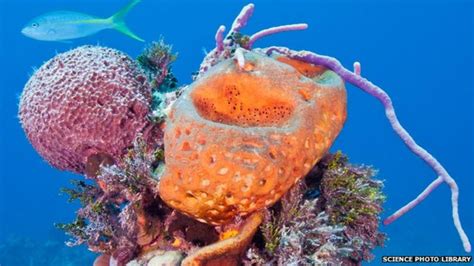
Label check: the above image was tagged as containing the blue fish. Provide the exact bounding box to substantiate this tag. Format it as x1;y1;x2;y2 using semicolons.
21;0;144;42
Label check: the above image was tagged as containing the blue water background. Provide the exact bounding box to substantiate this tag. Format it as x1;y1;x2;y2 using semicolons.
0;0;473;264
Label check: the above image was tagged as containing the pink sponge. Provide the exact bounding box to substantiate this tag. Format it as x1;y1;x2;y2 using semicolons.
19;45;151;174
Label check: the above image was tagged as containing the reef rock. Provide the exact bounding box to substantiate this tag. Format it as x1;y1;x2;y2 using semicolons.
124;250;183;266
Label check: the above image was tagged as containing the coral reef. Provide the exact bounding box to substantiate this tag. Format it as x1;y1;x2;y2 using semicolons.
17;2;471;265
19;45;151;174
59;149;385;265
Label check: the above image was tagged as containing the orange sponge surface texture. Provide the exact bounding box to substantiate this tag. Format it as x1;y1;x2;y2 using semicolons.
159;50;347;225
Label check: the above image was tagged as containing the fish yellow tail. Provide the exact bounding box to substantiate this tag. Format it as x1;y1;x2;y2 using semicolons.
108;0;144;42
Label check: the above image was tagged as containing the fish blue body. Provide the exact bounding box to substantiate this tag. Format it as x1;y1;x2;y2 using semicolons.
21;0;143;42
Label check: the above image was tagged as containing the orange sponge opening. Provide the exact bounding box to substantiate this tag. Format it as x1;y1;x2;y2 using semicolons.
191;73;295;127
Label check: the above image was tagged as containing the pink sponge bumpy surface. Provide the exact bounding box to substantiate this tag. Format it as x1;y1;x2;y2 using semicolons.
19;45;151;174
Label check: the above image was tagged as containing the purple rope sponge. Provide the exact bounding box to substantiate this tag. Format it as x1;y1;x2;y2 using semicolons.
263;46;471;253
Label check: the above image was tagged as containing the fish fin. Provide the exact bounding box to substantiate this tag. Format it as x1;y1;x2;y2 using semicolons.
114;22;144;42
108;0;144;42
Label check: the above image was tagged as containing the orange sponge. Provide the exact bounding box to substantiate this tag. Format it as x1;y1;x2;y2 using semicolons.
159;50;346;225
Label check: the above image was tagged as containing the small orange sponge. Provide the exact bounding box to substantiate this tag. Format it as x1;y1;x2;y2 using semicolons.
159;50;347;225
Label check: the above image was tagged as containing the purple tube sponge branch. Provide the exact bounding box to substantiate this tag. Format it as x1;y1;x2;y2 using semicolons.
215;25;226;53
261;46;471;253
246;23;308;49
228;3;254;35
353;61;361;76
195;4;307;79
